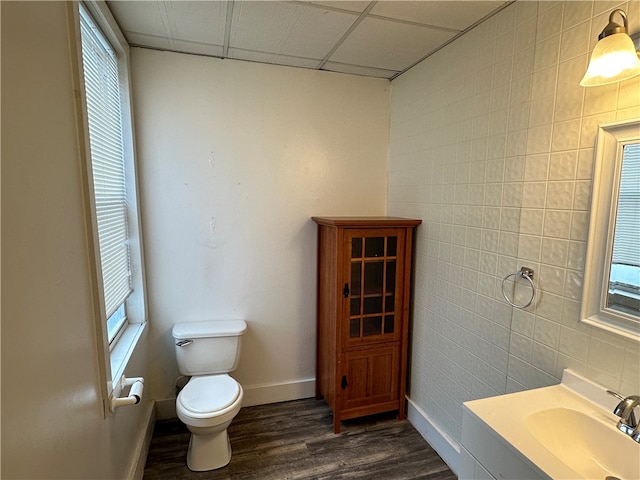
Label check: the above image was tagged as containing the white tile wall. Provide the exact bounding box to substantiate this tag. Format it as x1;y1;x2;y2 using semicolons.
389;0;640;446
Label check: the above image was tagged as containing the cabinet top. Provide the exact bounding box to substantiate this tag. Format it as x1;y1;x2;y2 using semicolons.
312;216;422;227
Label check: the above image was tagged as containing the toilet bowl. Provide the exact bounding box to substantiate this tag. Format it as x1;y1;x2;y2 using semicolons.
172;319;247;471
177;374;243;471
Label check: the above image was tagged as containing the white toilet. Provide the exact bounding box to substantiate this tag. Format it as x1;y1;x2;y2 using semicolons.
172;319;247;471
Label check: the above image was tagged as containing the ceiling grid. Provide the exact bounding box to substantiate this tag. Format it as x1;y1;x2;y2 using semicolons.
107;0;511;79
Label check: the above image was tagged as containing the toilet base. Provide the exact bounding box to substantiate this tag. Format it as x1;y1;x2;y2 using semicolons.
186;428;232;471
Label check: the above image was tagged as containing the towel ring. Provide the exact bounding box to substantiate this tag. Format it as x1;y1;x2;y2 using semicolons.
501;267;536;309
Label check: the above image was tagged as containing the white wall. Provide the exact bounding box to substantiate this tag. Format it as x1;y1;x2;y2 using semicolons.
389;0;640;460
1;2;152;478
130;49;390;407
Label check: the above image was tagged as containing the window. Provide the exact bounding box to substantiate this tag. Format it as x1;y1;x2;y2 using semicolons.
76;2;147;395
581;119;640;340
80;8;131;344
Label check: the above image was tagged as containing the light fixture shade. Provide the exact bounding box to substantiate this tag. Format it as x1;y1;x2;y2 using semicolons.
580;33;640;86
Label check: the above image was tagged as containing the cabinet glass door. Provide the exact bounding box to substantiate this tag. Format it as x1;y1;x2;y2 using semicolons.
345;229;404;344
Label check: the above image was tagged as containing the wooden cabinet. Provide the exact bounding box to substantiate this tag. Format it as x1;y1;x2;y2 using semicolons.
312;217;421;433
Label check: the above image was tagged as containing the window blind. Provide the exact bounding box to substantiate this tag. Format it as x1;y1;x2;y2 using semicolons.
80;7;132;319
612;143;640;270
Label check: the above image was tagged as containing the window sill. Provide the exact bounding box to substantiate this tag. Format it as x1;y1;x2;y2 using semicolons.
109;321;147;393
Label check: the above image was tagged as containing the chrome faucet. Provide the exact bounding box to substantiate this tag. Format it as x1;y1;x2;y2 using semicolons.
607;390;640;442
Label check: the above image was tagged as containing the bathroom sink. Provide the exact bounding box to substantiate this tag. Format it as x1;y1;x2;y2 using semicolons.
525;407;639;480
462;370;640;480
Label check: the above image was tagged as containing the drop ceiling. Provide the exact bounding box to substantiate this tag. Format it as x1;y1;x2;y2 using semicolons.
107;1;510;80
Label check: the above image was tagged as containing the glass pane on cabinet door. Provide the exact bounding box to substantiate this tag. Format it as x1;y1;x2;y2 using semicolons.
387;236;397;256
363;296;383;314
365;237;385;257
364;261;384;295
352;237;362;258
385;294;395;312
350;298;361;316
384;315;395;334
363;316;382;336
386;261;396;293
351;262;361;296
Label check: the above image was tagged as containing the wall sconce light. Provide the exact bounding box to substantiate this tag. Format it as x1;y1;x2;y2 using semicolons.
580;9;640;87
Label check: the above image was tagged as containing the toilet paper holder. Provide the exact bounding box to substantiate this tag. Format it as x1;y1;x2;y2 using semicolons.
110;375;144;412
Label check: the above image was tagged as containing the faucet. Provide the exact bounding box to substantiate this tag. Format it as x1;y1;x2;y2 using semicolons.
607;390;640;441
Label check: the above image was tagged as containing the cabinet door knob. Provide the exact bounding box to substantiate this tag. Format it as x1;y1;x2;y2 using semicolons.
341;375;348;389
343;283;350;298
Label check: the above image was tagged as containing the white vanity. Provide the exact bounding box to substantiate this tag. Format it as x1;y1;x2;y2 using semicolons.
459;370;640;480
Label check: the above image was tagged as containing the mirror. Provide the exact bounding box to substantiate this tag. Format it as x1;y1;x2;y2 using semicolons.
581;119;640;340
608;142;639;315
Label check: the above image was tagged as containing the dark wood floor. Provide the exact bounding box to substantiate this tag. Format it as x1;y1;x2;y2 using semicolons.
144;398;457;480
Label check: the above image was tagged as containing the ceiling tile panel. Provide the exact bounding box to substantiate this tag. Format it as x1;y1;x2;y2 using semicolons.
107;1;168;37
230;2;357;60
330;16;456;71
107;1;226;49
371;1;505;31
163;1;227;45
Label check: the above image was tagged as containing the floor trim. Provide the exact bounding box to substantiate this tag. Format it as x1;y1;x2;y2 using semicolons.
406;397;460;475
131;401;156;480
154;378;317;420
242;377;316;407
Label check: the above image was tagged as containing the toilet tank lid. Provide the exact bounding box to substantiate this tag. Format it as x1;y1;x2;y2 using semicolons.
172;320;247;339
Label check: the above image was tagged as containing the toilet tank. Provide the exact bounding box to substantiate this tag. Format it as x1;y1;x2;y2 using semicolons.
172;320;247;376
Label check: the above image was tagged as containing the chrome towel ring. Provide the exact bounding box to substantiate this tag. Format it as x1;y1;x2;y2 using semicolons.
501;267;536;309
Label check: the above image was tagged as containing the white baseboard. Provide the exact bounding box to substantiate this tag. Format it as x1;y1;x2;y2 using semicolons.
242;377;316;406
154;377;317;420
130;401;156;480
406;397;460;476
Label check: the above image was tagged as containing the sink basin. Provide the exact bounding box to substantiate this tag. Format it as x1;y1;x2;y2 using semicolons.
462;370;640;480
525;407;639;480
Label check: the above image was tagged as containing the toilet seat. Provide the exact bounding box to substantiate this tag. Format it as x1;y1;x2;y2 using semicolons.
178;375;241;418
